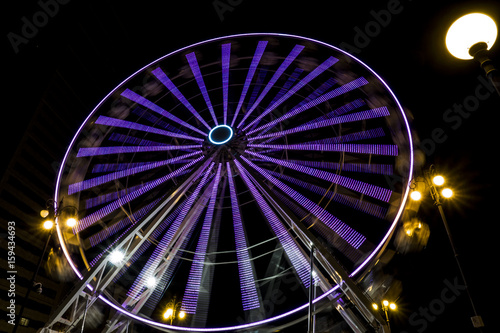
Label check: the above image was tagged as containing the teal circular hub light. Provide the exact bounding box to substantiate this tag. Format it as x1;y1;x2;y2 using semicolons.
208;125;233;145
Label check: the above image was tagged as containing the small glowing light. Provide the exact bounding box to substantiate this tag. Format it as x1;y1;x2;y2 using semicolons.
145;276;157;288
66;217;77;227
164;308;173;319
382;300;389;307
109;249;125;264
446;13;498;60
406;229;413;236
410;190;422;201
40;209;50;218
43;220;54;230
441;188;453;198
372;303;379;310
389;302;397;310
178;310;186;319
432;175;445;186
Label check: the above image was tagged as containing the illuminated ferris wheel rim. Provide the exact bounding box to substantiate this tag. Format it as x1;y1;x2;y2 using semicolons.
53;32;414;331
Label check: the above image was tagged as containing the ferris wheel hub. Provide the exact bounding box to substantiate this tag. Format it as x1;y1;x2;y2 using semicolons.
208;124;234;145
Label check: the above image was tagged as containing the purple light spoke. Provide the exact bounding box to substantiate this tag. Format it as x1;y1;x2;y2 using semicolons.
266;169;387;219
304;128;385;145
69;151;202;195
131;107;189;135
242;56;338;132
186;52;218;125
151;68;211;130
128;162;215;300
234;159;313;288
88;198;162;247
222;43;231;125
182;164;222;314
74;156;206;233
239;156;367;249
77;144;203;158
271;159;393;175
247;107;390;141
230;40;268;127
247;142;398;156
92;161;193;173
247;77;369;135
121;89;207;136
93;116;205;142
85;184;144;209
227;162;261;311
244;151;392;203
236;44;305;129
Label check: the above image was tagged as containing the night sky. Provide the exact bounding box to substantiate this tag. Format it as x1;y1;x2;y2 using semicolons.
3;0;500;332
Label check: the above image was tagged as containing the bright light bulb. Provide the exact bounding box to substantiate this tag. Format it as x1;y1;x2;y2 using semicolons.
446;13;497;60
372;303;379;310
43;220;54;230
164;308;173;319
66;217;77;227
178;310;186;319
441;188;453;198
145;276;157;288
109;249;125;264
432;175;445;186
410;190;422;201
40;209;50;218
389;302;397;310
382;300;389;307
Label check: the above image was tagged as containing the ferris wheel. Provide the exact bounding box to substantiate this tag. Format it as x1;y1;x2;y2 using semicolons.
47;33;413;332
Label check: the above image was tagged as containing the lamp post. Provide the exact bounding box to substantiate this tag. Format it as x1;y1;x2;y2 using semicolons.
446;12;500;96
163;297;186;325
410;166;484;330
372;300;396;332
12;203;55;333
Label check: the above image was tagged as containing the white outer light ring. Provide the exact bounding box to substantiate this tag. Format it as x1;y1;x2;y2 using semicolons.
54;32;414;332
208;125;233;145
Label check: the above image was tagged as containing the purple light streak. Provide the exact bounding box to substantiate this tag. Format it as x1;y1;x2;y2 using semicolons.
266;169;387;219
236;44;305;129
186;52;218;125
244;151;392;203
247;107;391;141
93;115;204;143
247;142;398;156
227;162;261;311
127;162;215;299
242;56;339;132
246;77;369;135
222;43;231;125
234;159;313;288
239;156;367;249
182;164;222;314
74;156;206;233
151;67;211;130
69;151;202;195
230;40;268;127
121;89;207;136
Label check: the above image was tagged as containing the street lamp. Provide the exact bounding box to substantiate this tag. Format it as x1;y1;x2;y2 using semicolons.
13;203;55;333
410;166;484;330
372;300;397;331
163;297;186;325
446;12;500;96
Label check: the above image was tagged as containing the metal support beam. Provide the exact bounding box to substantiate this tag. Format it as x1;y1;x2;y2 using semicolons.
42;159;212;332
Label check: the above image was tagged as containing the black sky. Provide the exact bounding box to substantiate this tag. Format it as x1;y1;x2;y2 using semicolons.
3;0;500;332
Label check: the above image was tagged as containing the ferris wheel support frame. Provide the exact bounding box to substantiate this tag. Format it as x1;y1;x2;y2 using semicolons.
41;160;212;333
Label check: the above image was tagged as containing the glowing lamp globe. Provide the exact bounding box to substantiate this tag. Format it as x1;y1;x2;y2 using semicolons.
446;13;497;60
